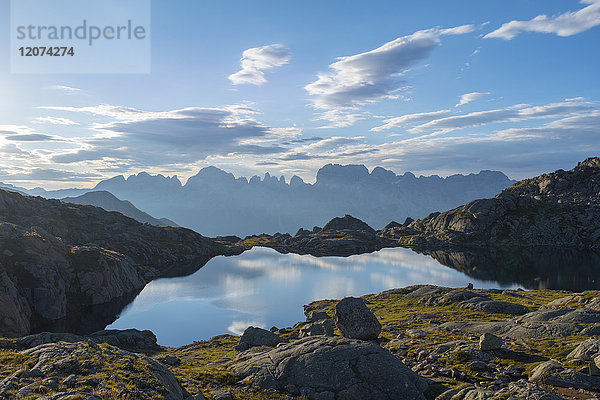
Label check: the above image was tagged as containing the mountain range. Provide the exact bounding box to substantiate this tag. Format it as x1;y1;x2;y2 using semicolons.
1;164;515;237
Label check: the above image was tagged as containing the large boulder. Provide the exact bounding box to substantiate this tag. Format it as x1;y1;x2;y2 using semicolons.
334;297;381;340
229;336;428;400
479;333;502;351
235;326;284;351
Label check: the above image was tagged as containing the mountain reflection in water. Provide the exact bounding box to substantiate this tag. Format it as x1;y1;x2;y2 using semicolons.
107;246;514;345
45;245;600;346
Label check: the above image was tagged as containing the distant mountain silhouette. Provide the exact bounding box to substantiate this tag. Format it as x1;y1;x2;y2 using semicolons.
4;164;515;236
62;191;178;227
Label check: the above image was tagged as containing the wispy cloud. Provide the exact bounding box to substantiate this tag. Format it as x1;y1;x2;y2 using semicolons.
370;110;451;132
42;104;300;165
456;92;490;107
314;109;367;129
48;85;82;94
485;0;600;39
0;125;69;142
410;98;594;134
0;168;101;182
305;25;477;127
228;44;291;85
33;116;80;126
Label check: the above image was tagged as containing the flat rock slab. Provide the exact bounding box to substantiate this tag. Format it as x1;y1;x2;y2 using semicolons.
229;336;428;400
439;321;581;339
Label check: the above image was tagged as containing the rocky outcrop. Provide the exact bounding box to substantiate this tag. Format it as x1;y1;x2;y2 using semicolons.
529;359;600;391
10;329;158;351
229;336;428;400
0;341;188;400
382;157;600;249
240;215;396;257
333;297;381;340
437;380;563;400
0;188;241;337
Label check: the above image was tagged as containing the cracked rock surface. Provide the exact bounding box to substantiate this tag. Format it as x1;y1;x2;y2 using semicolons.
229;336;428;400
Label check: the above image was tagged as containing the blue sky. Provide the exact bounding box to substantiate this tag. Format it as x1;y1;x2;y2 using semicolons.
0;0;599;189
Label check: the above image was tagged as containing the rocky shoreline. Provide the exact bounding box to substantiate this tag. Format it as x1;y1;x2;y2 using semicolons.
3;285;600;399
2;157;599;337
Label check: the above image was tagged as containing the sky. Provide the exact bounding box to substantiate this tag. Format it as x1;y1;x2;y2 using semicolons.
0;0;599;189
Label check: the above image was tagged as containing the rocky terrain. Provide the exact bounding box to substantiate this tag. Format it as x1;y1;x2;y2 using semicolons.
3;286;600;399
0;188;242;338
382;157;600;249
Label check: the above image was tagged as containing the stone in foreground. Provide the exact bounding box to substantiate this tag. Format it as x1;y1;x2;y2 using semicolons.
235;326;285;351
333;297;381;340
229;336;428;400
479;333;503;351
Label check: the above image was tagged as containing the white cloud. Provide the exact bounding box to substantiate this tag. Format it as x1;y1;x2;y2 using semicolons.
304;25;477;126
370;110;451;132
49;85;82;94
439;25;478;35
33;116;79;126
314;109;367;129
485;0;600;39
40;104;149;120
228;44;291;85
409;98;594;134
43;104;299;165
456;92;490;107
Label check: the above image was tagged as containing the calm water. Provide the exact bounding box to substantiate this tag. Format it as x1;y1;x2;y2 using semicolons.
108;246;517;346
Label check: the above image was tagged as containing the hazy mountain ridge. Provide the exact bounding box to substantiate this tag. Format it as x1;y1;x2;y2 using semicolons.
6;164;515;237
62;191;178;227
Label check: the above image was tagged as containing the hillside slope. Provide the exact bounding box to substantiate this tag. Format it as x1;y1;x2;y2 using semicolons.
62;191;178;226
382;158;600;249
0;189;238;337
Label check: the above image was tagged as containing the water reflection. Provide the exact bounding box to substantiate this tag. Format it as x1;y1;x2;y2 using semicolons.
420;247;600;291
108;247;515;346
